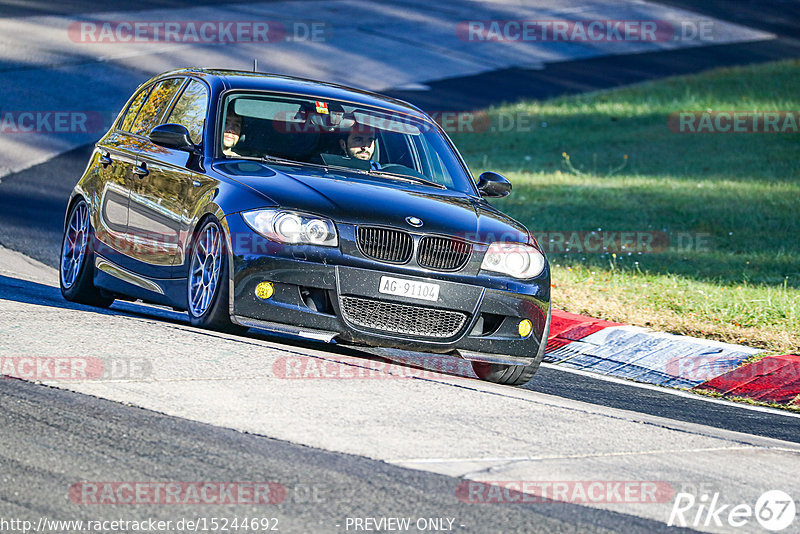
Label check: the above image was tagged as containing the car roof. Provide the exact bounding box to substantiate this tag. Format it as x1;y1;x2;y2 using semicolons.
154;68;429;119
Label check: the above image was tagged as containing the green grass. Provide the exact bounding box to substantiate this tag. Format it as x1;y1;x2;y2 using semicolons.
450;59;800;353
690;388;800;412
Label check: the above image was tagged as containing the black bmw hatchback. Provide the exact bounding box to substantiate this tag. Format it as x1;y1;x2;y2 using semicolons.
60;68;550;386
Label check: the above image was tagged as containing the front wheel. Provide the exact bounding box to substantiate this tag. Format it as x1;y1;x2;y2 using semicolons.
60;199;114;308
472;360;540;386
187;218;246;334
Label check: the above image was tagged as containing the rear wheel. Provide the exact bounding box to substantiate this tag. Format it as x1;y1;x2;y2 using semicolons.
187;218;246;334
472;360;540;386
60;199;114;307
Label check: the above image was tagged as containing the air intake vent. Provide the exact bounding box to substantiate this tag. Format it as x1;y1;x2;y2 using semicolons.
418;236;471;271
340;296;467;339
356;227;413;264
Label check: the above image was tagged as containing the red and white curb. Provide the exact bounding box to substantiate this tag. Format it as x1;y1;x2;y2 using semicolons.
697;354;800;404
546;310;799;406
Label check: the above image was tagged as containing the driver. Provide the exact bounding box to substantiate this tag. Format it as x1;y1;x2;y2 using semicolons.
340;124;381;170
222;108;243;157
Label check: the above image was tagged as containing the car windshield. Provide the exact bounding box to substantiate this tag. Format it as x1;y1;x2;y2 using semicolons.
218;92;476;194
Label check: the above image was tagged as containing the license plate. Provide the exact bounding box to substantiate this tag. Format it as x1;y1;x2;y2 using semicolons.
378;276;440;302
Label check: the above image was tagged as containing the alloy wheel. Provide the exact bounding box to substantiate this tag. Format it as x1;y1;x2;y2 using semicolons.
189;223;223;317
61;202;89;289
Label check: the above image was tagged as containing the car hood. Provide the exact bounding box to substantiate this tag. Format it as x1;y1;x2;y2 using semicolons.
215;162;530;244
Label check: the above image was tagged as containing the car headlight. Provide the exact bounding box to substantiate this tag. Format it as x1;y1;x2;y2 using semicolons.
242;209;338;247
480;242;545;279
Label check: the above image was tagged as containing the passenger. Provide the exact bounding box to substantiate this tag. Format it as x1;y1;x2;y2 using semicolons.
340;124;381;170
222;108;243;157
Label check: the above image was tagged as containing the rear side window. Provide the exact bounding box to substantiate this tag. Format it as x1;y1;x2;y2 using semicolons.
129;78;184;137
119;85;152;132
166;80;209;144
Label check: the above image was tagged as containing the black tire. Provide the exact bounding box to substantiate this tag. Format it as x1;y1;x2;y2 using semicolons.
472;360;541;386
187;218;246;335
59;198;114;308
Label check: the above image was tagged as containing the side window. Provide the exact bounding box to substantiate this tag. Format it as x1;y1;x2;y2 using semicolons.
166;80;209;144
119;85;152;132
129;78;184;137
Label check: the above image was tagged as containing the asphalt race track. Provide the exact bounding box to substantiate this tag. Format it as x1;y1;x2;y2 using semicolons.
1;379;677;533
2;254;799;534
1;1;800;533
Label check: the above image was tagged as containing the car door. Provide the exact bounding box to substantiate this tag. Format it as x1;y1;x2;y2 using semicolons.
155;78;215;274
122;77;188;278
93;83;152;265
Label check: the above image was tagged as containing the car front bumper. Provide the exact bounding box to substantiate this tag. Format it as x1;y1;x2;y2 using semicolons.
226;216;551;364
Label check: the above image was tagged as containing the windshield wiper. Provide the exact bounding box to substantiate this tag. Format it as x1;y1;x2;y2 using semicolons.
260;155;446;189
368;169;446;189
261;154;306;166
261;155;365;175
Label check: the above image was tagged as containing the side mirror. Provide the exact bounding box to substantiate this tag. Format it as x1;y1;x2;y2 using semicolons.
150;123;197;152
477;171;512;198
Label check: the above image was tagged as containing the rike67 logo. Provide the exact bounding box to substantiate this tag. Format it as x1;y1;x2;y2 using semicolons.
669;490;796;531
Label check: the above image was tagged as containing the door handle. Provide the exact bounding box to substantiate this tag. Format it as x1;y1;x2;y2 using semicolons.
99;152;112;168
133;162;149;178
